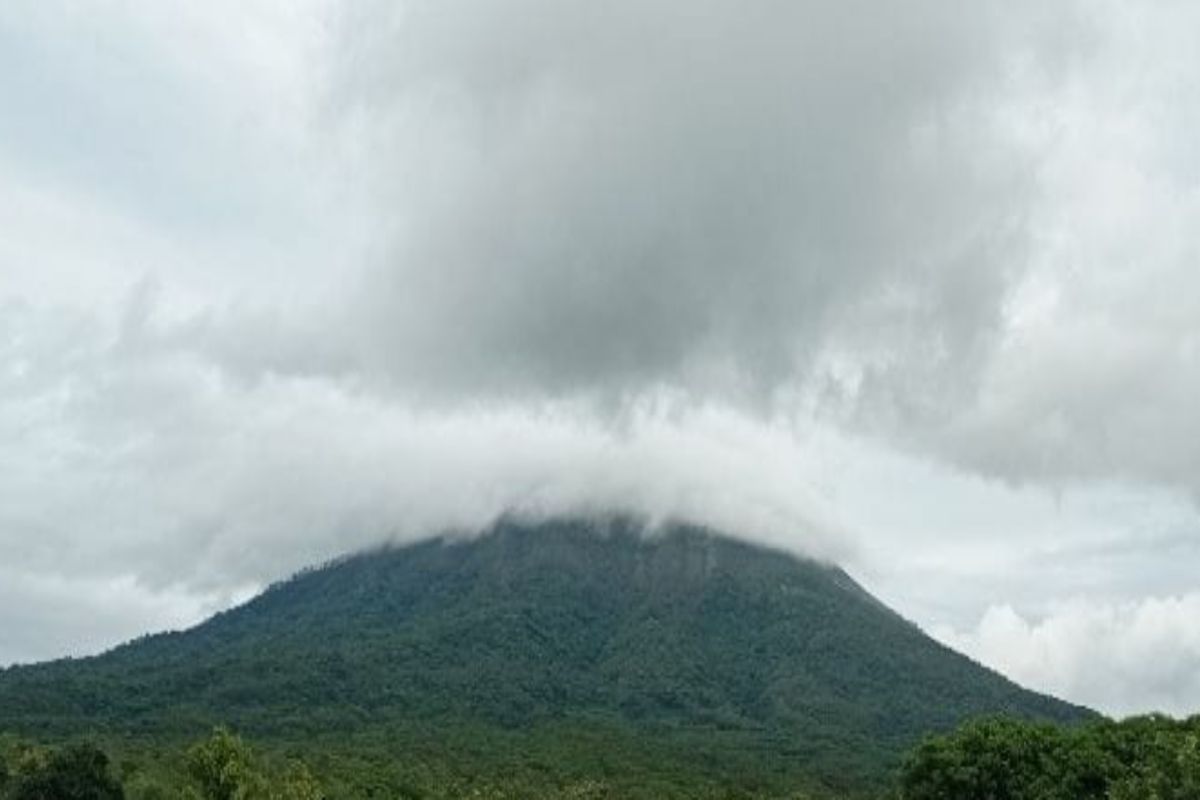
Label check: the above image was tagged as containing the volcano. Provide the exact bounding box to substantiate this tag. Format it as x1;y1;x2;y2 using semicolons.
0;516;1091;795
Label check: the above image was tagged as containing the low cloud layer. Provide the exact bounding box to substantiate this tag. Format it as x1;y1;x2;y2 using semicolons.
3;1;1200;716
2;299;848;596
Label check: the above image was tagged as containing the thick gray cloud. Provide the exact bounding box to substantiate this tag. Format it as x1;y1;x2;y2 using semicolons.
311;0;1200;510
332;0;1059;402
3;1;1200;718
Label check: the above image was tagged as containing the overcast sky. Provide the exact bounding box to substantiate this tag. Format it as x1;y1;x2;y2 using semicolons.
3;0;1200;718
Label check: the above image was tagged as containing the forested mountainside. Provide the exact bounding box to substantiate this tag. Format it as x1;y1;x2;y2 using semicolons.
0;516;1092;797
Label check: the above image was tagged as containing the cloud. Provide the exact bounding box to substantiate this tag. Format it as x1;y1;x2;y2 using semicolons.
0;565;232;668
300;0;1200;509
3;0;1200;717
0;0;359;315
911;1;1200;501
0;296;850;665
935;595;1200;718
323;0;1065;404
14;0;1196;503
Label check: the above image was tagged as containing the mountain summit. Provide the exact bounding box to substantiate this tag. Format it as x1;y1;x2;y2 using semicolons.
0;516;1090;793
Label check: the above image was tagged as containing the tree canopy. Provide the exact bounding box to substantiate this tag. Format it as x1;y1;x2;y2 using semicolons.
5;742;124;800
899;714;1200;800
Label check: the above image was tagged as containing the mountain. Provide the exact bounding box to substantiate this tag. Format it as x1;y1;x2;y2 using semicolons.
0;516;1092;796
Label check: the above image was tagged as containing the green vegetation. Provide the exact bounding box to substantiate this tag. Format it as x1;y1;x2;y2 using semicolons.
1;727;834;799
6;715;1199;799
2;741;123;800
0;517;1092;796
898;714;1200;799
184;727;322;800
0;729;320;800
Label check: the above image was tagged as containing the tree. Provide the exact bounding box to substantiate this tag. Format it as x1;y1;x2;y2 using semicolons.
275;762;324;800
186;728;265;800
899;717;1083;800
1107;727;1200;800
898;714;1200;800
7;742;125;800
185;728;324;800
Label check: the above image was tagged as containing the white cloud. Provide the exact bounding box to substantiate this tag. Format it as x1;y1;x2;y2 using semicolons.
0;564;241;667
921;1;1200;499
936;595;1200;718
0;296;849;616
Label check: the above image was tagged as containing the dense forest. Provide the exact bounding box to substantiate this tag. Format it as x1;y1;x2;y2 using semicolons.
3;714;1199;799
900;714;1200;800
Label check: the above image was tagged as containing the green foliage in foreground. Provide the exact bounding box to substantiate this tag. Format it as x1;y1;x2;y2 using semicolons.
184;728;322;800
0;730;319;800
7;714;1200;799
2;741;124;800
899;714;1200;800
9;714;1200;796
0;727;844;800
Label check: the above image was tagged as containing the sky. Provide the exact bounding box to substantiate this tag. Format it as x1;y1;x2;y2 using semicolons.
2;0;1200;718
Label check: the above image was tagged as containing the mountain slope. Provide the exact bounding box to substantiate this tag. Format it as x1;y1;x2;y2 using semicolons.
0;516;1092;793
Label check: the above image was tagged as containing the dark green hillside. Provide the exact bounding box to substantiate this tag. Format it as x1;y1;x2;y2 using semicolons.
0;516;1091;796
